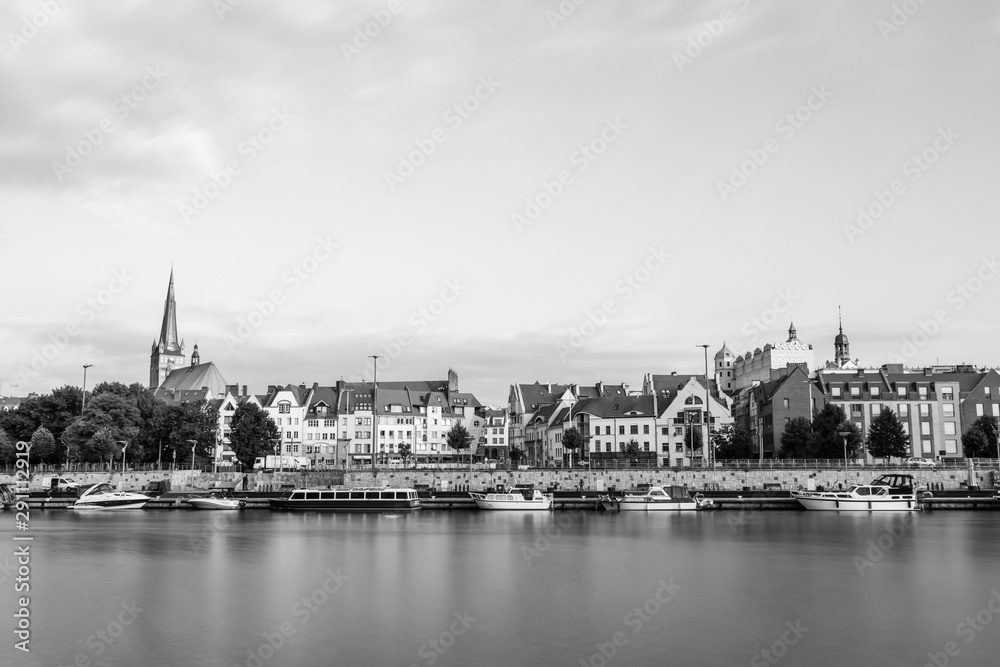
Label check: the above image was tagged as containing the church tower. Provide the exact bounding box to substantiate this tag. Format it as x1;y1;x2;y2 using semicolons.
834;307;850;367
149;268;186;388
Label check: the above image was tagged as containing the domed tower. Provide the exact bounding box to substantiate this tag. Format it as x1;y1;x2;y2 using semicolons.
191;343;201;367
714;342;735;393
787;321;798;342
834;307;850;367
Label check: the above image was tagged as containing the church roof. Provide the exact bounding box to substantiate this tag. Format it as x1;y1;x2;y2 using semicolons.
156;268;183;354
155;362;228;403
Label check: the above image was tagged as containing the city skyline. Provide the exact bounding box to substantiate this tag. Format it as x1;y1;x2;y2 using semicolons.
3;1;998;408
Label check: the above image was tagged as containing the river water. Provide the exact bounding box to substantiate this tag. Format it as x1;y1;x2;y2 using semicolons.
4;509;999;667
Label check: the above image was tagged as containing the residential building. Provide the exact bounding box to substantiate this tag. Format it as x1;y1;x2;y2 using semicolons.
732;364;815;458
572;395;658;466
475;407;509;462
646;374;733;467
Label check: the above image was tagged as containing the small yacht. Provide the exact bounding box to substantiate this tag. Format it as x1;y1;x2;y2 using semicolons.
599;486;710;511
469;487;553;510
69;483;150;510
269;487;421;511
791;474;928;511
185;491;245;510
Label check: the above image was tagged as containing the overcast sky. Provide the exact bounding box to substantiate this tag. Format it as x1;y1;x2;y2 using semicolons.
2;0;998;408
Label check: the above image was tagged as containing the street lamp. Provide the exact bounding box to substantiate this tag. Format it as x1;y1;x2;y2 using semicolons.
117;440;129;491
82;364;93;412
838;430;850;474
369;354;382;476
187;440;198;471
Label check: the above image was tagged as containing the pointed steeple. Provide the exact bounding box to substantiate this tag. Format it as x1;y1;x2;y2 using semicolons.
834;306;850;366
788;321;797;341
158;268;182;354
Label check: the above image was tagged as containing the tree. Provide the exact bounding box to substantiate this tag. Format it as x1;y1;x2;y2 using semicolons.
29;426;57;464
714;423;755;460
229;403;279;470
562;426;584;465
159;400;219;468
962;415;999;458
62;393;142;464
0;429;15;464
446;424;474;465
682;426;703;456
810;404;861;459
398;443;412;467
509;446;524;465
779;417;814;458
866;408;910;463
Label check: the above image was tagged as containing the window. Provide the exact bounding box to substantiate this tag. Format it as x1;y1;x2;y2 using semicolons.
276;418;282;426
850;386;861;398
943;404;954;417
940;387;953;400
630;425;638;435
898;404;909;417
870;386;881;398
675;444;683;452
279;403;290;414
920;423;930;436
643;442;650;451
782;398;789;409
619;426;625;435
897;386;907;398
986;386;992;399
356;418;363;425
902;423;909;435
851;404;863;416
831;387;842;397
944;422;956;436
994;404;1000;417
643;425;650;435
922;439;932;454
307;420;318;428
918;386;928;398
945;439;958;454
605;444;611;452
977;404;984;417
920;404;930;417
661;427;668;436
870;403;882;416
293;431;298;439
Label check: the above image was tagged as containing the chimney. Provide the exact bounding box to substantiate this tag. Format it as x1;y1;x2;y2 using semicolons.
242;385;247;396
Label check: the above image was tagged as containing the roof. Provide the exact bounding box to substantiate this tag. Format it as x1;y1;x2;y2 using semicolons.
715;343;733;360
154;362;227;402
572;395;655;419
647;374;724;403
155;268;183;354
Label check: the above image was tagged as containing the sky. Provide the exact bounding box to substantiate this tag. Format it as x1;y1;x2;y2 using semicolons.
2;0;998;408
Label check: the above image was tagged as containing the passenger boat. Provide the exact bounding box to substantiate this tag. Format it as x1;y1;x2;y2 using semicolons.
790;474;928;511
68;483;150;510
598;486;711;511
185;491;245;510
469;488;553;510
269;487;421;511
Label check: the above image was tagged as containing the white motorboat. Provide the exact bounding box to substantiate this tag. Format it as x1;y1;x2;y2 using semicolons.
185;492;245;510
69;483;150;510
469;488;553;510
599;486;710;511
791;474;928;511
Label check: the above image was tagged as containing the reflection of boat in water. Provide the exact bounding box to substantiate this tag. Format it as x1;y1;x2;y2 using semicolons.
469;488;553;510
269;487;421;511
0;483;17;508
69;483;150;510
790;474;928;511
185;491;245;510
599;486;712;511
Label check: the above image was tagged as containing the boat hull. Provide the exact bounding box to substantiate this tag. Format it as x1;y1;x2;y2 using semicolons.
269;499;421;511
70;497;149;510
470;494;552;510
186;498;243;510
791;493;918;511
599;499;700;511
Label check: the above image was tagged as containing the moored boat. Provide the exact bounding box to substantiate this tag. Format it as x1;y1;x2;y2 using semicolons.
599;486;710;511
185;491;245;510
269;487;421;511
791;474;929;511
469;488;553;510
69;483;150;510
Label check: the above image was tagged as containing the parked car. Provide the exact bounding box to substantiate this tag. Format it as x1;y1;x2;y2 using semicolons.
47;476;81;492
905;457;937;468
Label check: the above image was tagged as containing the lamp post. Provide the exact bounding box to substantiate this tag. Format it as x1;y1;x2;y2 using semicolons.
157;439;162;471
369;355;382;476
116;440;128;491
697;345;712;469
838;430;850;475
82;364;93;412
187;440;197;472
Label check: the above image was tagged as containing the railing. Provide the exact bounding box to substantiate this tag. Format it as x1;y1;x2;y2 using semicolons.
712;458;998;470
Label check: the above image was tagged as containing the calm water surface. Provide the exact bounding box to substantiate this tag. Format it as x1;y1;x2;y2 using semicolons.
4;509;999;667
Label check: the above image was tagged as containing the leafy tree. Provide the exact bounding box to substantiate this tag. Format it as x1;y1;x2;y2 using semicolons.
398;443;412;467
446;424;474;465
714;423;755;460
562;426;584;465
866;408;910;463
779;417;814;458
509;446;524;463
682;426;703;455
229;403;279;470
0;403;40;444
29;426;57;464
159;400;219;468
624;441;640;457
0;429;15;464
962;415;999;458
61;393;142;464
810;404;861;459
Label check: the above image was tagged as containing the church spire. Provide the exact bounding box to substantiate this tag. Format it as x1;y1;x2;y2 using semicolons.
158;268;182;353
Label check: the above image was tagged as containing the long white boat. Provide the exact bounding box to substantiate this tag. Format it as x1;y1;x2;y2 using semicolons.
269;487;421;511
469;488;553;510
69;483;150;510
791;474;928;511
599;486;712;511
185;491;245;510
